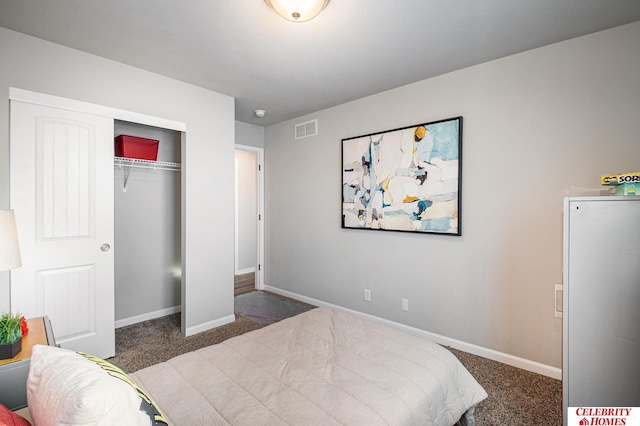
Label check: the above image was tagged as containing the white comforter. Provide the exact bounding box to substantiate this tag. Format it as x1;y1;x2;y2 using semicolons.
131;307;487;425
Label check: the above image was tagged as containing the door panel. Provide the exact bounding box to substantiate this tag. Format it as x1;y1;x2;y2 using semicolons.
10;101;115;358
39;120;92;240
39;265;95;339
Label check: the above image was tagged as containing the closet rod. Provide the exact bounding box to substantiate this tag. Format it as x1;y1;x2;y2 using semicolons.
115;157;181;192
114;157;181;172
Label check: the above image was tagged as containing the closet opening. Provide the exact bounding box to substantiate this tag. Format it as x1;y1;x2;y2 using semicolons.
113;120;182;331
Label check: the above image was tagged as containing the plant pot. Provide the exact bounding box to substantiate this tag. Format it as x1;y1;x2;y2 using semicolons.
0;336;22;360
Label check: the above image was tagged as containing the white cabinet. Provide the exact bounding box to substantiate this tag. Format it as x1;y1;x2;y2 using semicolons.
562;196;640;422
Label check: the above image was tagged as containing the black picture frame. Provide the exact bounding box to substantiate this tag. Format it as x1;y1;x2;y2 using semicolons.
341;116;462;235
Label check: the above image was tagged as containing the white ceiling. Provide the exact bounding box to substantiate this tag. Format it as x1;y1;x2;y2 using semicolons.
1;0;639;126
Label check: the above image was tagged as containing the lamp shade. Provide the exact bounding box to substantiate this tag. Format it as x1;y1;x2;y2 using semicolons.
265;0;329;22
0;210;22;271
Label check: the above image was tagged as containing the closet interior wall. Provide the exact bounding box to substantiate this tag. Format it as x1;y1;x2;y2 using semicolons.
114;120;182;325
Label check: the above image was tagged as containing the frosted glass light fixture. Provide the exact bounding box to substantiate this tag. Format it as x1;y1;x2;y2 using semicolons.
0;210;22;271
264;0;329;22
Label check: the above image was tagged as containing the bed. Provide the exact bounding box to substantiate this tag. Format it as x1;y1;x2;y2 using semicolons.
24;307;486;426
132;307;486;425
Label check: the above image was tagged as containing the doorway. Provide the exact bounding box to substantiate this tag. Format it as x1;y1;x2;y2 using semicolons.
234;145;264;295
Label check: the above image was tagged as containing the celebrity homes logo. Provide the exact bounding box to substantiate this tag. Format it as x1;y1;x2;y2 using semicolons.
568;407;639;425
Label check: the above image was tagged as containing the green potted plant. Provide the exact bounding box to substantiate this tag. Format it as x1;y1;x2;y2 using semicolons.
0;313;26;360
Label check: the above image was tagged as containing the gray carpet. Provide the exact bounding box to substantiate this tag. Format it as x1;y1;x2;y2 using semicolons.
448;347;562;425
234;290;313;324
110;293;562;425
109;313;264;373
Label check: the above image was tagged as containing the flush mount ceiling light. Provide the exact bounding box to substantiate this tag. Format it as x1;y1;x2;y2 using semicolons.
264;0;330;22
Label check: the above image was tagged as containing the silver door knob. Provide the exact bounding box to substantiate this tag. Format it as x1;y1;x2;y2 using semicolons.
100;243;111;252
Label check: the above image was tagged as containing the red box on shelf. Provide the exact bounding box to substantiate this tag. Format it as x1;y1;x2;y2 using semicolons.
115;135;159;161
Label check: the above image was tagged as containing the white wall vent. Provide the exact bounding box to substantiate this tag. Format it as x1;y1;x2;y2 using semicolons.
295;119;318;139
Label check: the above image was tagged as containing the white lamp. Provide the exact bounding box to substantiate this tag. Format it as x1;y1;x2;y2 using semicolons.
0;210;22;271
264;0;329;22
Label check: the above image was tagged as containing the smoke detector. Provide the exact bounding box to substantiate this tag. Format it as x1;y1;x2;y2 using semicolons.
254;109;266;118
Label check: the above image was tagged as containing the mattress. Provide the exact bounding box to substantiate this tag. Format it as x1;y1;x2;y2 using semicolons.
131;307;487;425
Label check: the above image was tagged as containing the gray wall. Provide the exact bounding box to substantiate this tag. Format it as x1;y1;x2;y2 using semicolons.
235;121;265;149
264;22;640;370
114;121;181;321
0;27;235;333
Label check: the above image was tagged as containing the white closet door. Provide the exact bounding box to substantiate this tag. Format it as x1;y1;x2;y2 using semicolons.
10;100;116;359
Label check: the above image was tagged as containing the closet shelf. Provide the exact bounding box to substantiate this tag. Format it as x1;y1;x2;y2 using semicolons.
114;156;181;172
114;157;181;192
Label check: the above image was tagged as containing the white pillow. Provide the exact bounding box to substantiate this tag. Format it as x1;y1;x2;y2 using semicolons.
27;345;167;426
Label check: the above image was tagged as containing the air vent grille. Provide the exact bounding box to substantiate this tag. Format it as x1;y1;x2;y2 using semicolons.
295;119;318;139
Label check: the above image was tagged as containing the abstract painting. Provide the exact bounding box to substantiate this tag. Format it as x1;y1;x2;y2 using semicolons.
342;116;462;235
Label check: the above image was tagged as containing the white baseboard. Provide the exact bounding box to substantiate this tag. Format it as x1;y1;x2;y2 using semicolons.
115;305;181;329
235;267;256;275
184;314;235;337
264;285;562;380
116;305;236;338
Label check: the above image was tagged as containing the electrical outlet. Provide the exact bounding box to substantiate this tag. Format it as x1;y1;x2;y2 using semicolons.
401;298;409;311
364;289;371;302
